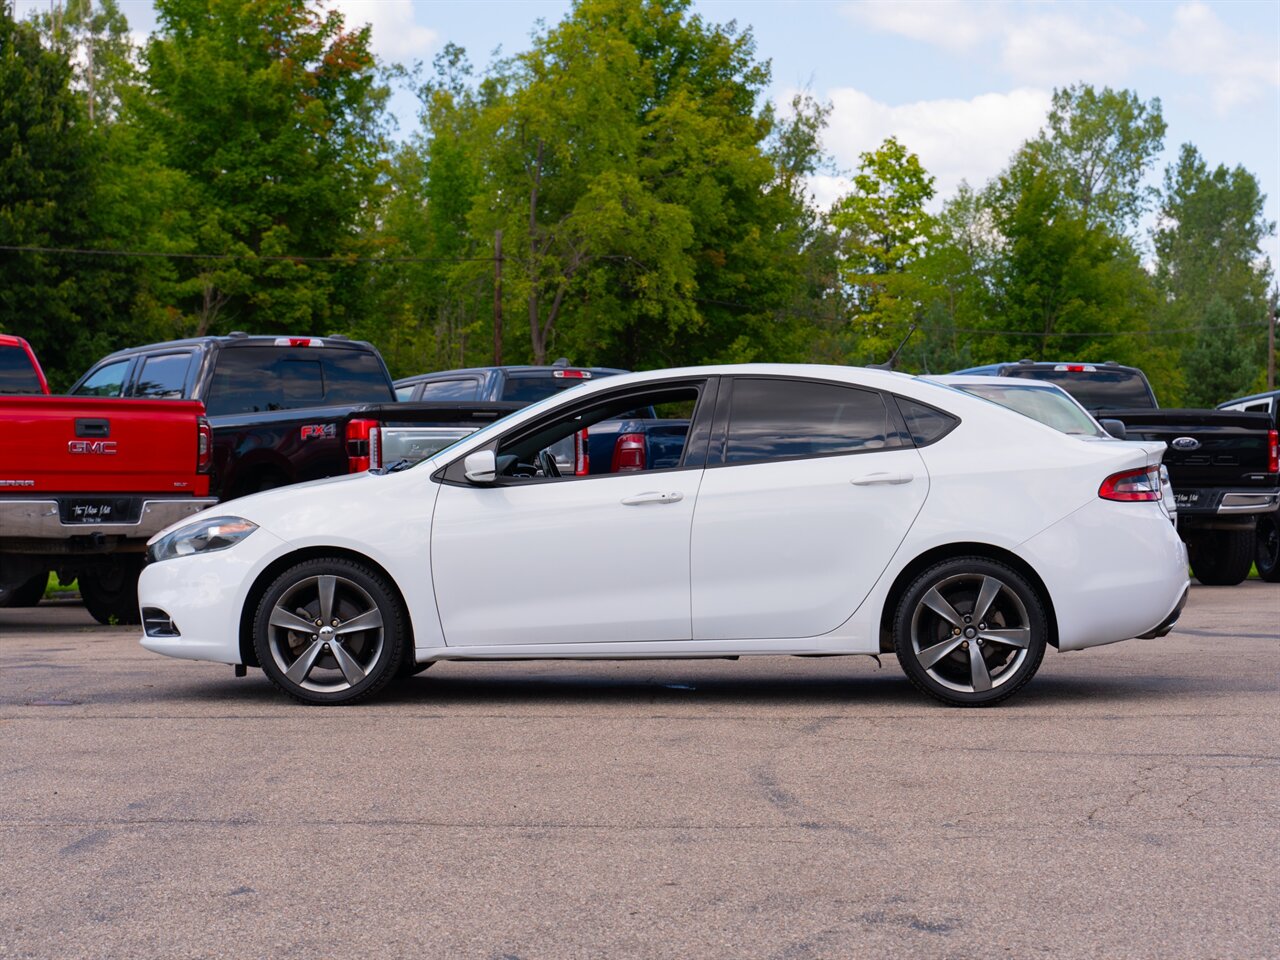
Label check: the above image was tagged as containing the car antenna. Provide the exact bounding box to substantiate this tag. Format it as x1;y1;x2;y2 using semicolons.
867;322;918;370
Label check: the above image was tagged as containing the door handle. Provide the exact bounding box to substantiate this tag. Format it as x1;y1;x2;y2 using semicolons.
850;472;913;486
621;491;684;506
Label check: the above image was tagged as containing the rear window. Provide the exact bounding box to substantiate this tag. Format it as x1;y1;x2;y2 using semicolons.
1003;367;1155;411
417;378;481;401
954;384;1105;437
205;346;392;416
0;345;43;394
501;371;614;403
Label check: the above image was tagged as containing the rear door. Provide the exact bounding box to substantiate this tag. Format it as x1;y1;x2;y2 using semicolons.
690;377;928;640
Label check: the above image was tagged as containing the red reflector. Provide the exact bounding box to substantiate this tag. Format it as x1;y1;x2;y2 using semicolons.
612;433;646;473
1099;466;1161;502
1268;429;1278;474
574;428;590;476
196;417;212;474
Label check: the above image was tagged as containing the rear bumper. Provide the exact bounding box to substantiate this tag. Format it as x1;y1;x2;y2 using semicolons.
1137;586;1189;639
0;498;218;540
1174;488;1279;517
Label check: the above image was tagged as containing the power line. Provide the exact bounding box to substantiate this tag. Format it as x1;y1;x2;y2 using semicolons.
0;244;498;263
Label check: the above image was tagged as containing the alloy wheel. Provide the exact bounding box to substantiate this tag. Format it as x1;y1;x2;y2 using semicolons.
266;574;386;694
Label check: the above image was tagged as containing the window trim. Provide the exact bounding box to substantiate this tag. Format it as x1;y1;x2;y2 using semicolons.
707;374;909;468
435;376;716;486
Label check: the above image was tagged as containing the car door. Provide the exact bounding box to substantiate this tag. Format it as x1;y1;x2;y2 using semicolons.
430;378;714;647
690;376;929;640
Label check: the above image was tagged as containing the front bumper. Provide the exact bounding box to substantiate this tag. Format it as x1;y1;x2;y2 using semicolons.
137;526;290;665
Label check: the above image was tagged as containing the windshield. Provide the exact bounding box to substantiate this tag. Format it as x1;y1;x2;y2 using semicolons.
954;383;1108;437
1002;368;1154;411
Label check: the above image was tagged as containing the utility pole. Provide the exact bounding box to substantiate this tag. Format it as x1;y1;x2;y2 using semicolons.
492;229;503;366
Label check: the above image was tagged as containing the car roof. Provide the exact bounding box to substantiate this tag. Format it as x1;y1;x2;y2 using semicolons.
395;364;629;386
88;334;377;364
1217;389;1280;406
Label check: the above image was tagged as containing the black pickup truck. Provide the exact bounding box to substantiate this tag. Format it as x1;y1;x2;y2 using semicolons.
70;335;514;499
955;361;1280;585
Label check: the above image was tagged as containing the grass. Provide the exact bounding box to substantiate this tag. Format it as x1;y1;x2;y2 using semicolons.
43;573;78;598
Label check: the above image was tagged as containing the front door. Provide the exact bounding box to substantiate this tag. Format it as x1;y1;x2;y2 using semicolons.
430;380;710;647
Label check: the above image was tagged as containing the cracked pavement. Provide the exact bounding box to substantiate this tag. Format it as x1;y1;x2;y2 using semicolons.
1;582;1277;959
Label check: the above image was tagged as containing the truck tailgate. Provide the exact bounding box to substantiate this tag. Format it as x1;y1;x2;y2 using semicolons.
1102;407;1276;488
0;397;209;494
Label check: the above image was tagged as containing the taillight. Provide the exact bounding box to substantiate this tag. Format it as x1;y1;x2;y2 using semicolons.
611;433;646;473
1268;429;1278;474
346;418;379;473
1099;466;1161;502
552;369;590;379
196;417;212;474
574;428;590;476
1054;364;1095;372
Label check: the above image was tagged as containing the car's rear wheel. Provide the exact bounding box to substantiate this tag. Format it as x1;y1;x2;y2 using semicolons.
1254;515;1280;583
893;558;1048;707
1187;528;1255;586
80;558;143;625
253;558;405;705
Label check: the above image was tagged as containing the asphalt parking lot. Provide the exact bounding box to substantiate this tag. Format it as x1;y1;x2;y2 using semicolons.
1;584;1277;960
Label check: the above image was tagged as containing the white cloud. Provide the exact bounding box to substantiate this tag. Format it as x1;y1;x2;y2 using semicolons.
806;86;1052;209
1166;2;1279;113
325;0;438;63
999;12;1140;85
843;0;985;53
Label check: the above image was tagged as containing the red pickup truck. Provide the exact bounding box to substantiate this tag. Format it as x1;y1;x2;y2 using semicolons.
1;336;216;622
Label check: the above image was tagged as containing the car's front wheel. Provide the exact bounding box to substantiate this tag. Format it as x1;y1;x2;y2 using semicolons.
253;558;406;705
893;558;1048;707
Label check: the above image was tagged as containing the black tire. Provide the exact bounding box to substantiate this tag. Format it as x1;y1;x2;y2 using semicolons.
893;558;1048;707
80;558;143;625
1187;528;1256;586
1255;514;1280;583
0;571;47;608
253;557;406;705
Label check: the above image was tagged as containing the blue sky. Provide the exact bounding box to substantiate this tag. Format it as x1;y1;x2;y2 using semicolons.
20;0;1280;271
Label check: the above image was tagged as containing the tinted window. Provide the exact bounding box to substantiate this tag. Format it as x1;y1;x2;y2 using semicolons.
0;345;42;394
896;398;960;446
417;378;480;401
74;359;131;397
954;384;1104;437
724;379;890;464
206;347;391;415
395;385;416;401
501;372;616;403
320;350;395;405
134;353;193;399
1003;368;1155;411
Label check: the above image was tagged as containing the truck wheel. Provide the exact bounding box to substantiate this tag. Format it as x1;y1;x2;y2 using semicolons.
80;558;144;625
1256;515;1280;583
1188;528;1256;586
0;572;47;608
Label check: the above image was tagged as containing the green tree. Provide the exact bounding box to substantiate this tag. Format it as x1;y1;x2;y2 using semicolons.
135;0;390;335
29;0;135;124
1182;297;1260;407
1033;83;1166;235
413;0;823;370
829;136;937;364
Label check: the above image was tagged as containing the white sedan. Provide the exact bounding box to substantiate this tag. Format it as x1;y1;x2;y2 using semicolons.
138;364;1189;707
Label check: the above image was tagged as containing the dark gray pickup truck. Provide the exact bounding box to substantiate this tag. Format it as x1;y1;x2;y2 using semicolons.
955;361;1279;585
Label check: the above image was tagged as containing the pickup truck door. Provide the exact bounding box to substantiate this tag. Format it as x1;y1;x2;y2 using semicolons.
429;378;713;647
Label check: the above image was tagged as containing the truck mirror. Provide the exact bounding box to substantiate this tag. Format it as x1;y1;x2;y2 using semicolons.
463;449;497;484
1100;419;1127;440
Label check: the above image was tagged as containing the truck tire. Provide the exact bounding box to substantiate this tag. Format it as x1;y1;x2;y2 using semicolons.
0;571;47;608
1256;514;1280;583
80;558;144;625
1188;528;1256;586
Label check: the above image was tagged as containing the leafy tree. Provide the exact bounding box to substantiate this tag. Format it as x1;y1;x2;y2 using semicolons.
1182;297;1261;407
29;0;135;124
135;0;390;335
1032;84;1165;236
830;136;937;364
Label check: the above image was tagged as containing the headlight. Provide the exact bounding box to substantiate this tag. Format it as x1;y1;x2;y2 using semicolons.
148;516;258;564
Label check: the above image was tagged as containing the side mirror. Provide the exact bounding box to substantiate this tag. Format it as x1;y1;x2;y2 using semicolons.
1100;419;1127;440
463;449;497;484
